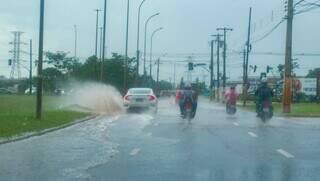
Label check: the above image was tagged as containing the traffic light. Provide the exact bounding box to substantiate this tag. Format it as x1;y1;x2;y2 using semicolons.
8;59;12;66
267;66;273;73
253;65;257;73
188;62;194;71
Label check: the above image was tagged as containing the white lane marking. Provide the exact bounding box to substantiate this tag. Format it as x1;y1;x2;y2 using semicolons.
248;132;258;138
233;122;239;126
277;149;295;158
146;132;152;137
154;123;159;126
130;148;141;156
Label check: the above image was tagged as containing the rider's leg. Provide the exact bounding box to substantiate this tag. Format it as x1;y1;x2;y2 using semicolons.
179;101;184;115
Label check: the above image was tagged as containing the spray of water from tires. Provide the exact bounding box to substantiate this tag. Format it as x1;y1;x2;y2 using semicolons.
61;82;123;115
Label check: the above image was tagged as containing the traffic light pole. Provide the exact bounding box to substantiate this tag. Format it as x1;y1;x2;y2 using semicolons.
283;0;293;113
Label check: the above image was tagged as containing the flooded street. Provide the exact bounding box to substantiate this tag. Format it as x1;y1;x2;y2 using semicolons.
1;98;320;181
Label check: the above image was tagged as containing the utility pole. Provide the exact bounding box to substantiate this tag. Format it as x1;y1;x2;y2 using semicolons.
124;0;130;92
242;49;247;105
317;72;320;104
217;27;233;93
101;0;107;82
36;0;45;120
243;7;252;106
99;27;103;80
210;39;214;100
94;9;101;58
173;61;176;89
156;58;160;95
212;34;223;101
29;39;33;95
283;0;293;113
74;25;77;59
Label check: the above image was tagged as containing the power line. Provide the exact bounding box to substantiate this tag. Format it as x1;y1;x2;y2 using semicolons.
251;19;285;44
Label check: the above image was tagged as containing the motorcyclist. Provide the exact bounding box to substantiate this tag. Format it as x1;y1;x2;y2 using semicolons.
255;77;274;115
179;84;197;117
224;86;238;106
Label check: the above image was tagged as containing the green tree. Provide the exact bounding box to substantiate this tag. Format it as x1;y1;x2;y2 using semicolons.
306;68;320;78
45;51;80;73
42;67;64;92
277;64;284;78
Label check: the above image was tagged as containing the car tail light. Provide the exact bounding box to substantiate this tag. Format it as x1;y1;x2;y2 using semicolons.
148;95;156;101
124;95;131;101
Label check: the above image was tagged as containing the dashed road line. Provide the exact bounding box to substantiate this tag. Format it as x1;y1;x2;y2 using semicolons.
248;132;258;138
277;149;294;158
130;148;141;156
233;122;239;126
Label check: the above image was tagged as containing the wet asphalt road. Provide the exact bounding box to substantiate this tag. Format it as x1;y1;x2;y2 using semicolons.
1;98;320;181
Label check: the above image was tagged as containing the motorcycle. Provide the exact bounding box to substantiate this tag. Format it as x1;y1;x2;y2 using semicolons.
182;98;194;121
226;102;237;115
258;100;273;122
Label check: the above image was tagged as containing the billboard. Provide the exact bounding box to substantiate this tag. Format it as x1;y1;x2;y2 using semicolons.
296;78;317;96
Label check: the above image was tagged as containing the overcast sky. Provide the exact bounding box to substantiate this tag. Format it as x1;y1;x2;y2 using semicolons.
1;0;320;83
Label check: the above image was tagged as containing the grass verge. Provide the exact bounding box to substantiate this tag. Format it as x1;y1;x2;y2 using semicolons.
238;101;320;117
0;95;89;138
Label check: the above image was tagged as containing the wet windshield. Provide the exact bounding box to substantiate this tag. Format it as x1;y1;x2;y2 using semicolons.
1;0;320;180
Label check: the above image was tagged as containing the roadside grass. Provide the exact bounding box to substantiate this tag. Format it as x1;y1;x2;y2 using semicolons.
238;101;320;117
0;95;89;139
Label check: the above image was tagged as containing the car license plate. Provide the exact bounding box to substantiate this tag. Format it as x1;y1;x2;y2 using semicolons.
136;98;143;102
263;108;269;112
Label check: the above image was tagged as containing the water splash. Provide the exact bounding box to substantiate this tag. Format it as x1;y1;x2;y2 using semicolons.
63;82;123;115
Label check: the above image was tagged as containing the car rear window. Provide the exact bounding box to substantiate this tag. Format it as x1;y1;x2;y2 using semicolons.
130;89;152;94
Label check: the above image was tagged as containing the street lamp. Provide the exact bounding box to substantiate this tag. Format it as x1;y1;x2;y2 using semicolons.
124;0;130;92
136;0;147;77
143;12;160;77
149;27;163;78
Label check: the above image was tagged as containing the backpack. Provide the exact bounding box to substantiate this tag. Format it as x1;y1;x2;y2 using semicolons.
183;90;194;102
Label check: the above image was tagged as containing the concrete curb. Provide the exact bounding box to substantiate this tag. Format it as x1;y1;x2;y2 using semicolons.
0;115;98;146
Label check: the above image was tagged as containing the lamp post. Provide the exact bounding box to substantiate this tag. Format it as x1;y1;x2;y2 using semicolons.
149;27;163;78
143;13;160;77
124;0;130;92
136;0;147;78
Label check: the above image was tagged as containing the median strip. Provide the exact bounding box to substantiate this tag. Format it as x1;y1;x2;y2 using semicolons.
130;148;141;156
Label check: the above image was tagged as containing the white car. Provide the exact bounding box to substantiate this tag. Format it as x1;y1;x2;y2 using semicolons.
123;88;158;110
